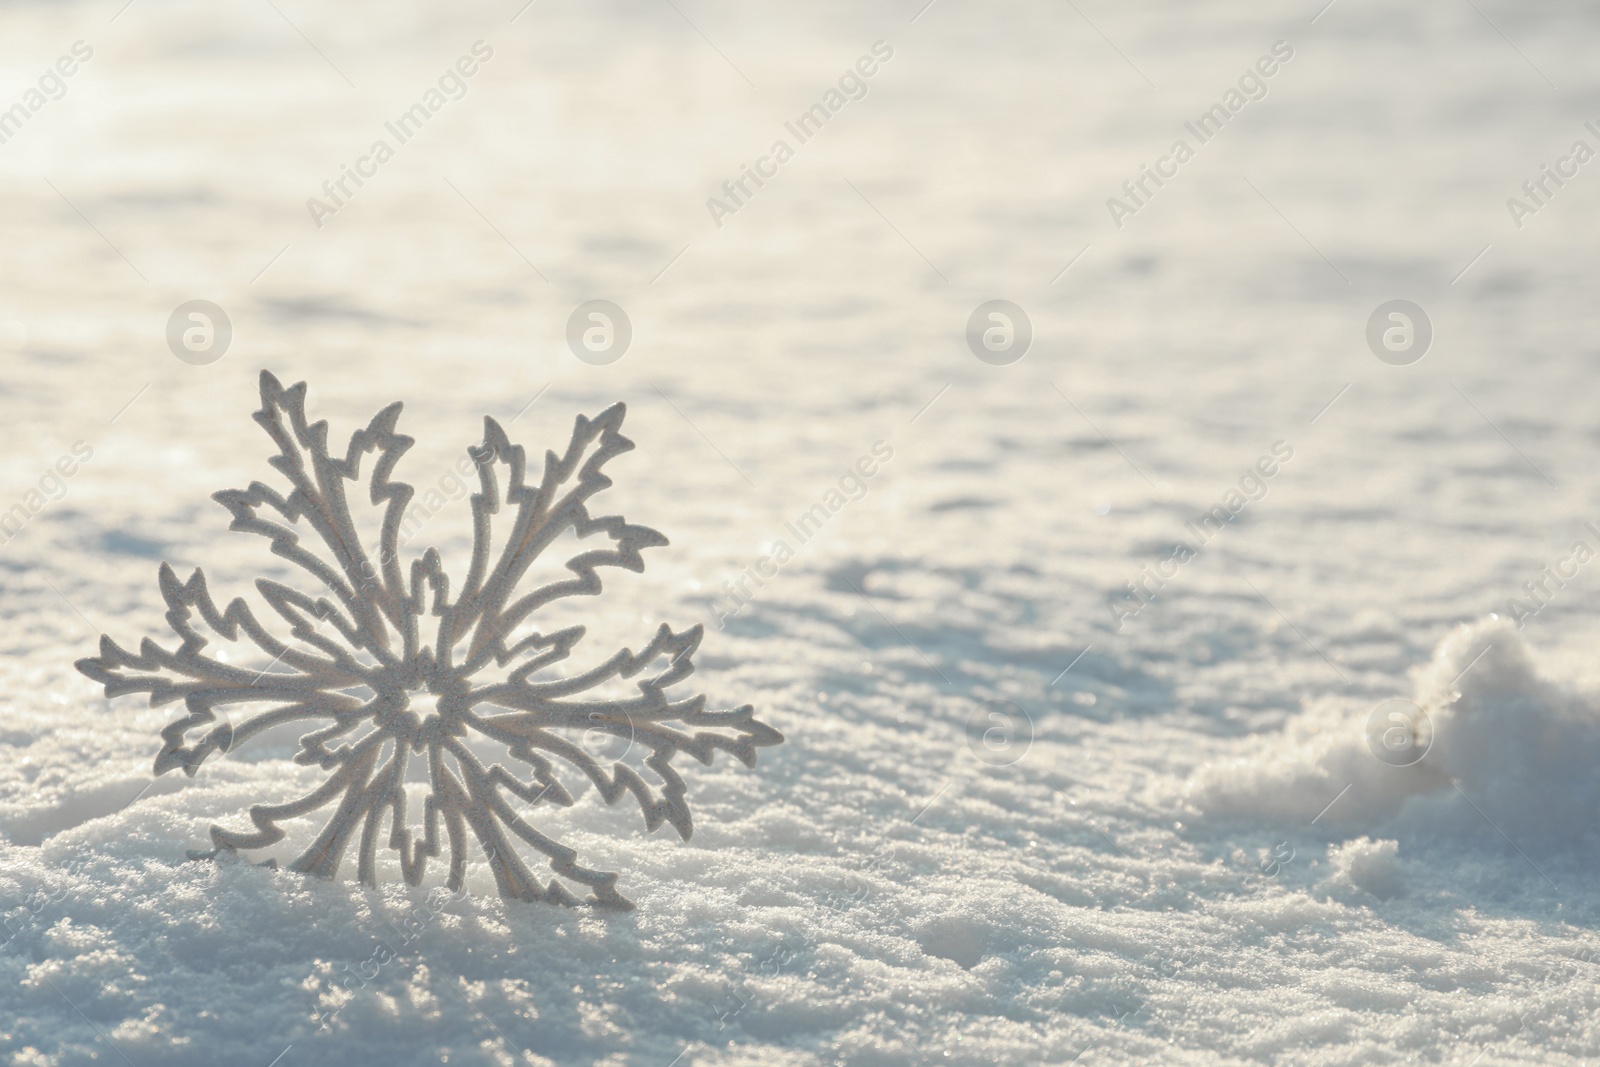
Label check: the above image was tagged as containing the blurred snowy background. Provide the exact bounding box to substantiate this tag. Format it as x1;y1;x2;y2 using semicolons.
3;0;1600;1063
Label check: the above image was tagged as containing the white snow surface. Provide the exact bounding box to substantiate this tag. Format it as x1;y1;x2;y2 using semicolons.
4;0;1600;1063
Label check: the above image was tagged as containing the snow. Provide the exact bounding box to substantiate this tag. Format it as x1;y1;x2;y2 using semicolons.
4;0;1600;1063
1191;616;1600;852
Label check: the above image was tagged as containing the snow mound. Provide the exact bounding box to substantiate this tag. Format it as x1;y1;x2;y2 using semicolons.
1325;837;1405;899
1188;616;1600;851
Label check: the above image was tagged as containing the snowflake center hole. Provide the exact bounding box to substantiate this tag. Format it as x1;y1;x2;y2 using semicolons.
374;685;460;744
406;690;445;730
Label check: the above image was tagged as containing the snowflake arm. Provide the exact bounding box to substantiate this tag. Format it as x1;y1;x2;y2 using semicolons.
211;370;419;663
441;407;669;672
468;623;783;840
75;563;367;777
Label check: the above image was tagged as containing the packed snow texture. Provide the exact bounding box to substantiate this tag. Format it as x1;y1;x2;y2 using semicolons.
4;0;1600;1064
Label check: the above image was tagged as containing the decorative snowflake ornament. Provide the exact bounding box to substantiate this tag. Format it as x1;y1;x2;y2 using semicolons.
76;371;781;909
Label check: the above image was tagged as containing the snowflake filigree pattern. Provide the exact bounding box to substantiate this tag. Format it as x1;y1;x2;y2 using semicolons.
76;371;781;909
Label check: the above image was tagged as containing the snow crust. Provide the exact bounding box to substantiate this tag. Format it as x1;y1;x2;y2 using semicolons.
4;0;1600;1063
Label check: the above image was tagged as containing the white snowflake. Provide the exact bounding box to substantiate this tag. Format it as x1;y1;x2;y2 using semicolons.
77;371;781;909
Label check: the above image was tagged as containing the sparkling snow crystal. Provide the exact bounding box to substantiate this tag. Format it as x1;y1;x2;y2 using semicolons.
75;371;781;909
